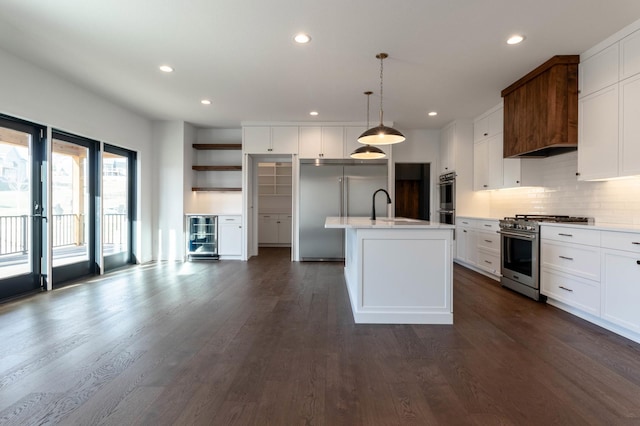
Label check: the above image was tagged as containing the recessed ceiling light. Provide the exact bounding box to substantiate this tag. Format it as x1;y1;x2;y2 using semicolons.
159;65;174;73
428;111;438;116
294;33;311;44
507;35;525;45
201;99;212;105
309;111;319;116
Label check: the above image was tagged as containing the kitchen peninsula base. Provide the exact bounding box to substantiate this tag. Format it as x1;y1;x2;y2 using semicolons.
325;217;454;324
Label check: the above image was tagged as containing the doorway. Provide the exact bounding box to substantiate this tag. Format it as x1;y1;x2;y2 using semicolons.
395;163;430;221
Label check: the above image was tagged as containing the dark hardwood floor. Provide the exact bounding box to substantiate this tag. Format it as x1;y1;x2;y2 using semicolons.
1;248;640;425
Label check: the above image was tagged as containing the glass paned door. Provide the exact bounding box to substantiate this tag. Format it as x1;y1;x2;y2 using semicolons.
103;144;136;271
51;132;98;284
0;116;44;299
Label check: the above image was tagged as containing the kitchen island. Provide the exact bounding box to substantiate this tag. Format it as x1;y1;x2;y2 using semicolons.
325;217;455;324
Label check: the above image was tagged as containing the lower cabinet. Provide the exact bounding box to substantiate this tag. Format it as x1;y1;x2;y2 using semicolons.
259;214;292;246
602;248;640;334
218;215;242;257
455;217;500;279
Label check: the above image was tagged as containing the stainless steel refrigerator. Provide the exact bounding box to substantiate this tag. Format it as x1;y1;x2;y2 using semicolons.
299;159;388;261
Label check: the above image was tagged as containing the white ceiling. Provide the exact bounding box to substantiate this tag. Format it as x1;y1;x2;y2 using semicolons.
1;0;640;130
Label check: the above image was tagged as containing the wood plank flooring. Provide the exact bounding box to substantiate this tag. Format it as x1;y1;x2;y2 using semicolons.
1;247;640;425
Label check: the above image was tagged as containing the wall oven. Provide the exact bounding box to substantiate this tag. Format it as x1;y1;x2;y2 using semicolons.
438;172;455;225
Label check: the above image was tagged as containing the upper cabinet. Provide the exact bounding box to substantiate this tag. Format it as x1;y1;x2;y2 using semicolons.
578;27;640;180
501;55;579;158
243;126;299;154
439;120;472;174
298;126;344;159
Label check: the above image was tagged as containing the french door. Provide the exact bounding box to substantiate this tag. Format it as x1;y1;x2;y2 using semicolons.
0;115;45;299
51;131;99;284
103;144;136;271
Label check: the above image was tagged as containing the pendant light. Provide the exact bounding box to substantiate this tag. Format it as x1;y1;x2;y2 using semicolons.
358;53;405;145
351;91;386;159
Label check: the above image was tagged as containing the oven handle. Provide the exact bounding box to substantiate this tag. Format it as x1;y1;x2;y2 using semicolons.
498;230;536;240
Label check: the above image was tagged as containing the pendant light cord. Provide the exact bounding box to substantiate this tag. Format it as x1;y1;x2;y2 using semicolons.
379;55;384;125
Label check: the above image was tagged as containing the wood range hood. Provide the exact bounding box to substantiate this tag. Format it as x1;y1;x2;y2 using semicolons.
501;55;579;158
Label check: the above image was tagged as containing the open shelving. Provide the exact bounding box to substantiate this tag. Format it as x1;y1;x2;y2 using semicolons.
192;143;242;192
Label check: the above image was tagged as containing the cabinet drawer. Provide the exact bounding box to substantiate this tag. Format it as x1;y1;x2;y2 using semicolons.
540;226;600;246
541;241;600;281
601;230;640;253
477;220;499;232
477;250;500;275
541;269;600;316
456;218;477;228
477;231;500;253
219;215;242;224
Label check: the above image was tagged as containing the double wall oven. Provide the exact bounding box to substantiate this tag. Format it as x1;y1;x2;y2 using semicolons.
498;215;592;301
438;172;455;225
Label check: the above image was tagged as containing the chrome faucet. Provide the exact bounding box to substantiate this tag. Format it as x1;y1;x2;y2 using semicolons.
371;188;391;220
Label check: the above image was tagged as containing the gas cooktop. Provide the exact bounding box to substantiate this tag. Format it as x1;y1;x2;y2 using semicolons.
499;214;594;232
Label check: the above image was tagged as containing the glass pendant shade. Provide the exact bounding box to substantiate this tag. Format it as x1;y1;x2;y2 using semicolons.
350;144;386;159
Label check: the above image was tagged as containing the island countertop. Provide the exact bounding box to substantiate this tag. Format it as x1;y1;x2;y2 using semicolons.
325;216;455;229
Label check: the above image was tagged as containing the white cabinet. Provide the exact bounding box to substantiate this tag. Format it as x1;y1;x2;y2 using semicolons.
243;126;298;154
502;158;542;188
578;85;619;180
473;135;503;190
455;217;500;277
258;162;292;196
218;215;242;257
602;248;640;334
620;29;640;80
619;73;640;176
439;120;473;174
579;43;619;97
258;214;291;246
473;107;503;142
299;127;344;159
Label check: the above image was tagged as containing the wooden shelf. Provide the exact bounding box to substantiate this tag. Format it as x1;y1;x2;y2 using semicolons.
193;143;242;150
192;165;242;171
192;187;242;192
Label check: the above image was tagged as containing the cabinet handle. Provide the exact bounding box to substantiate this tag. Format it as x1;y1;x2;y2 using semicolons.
637;260;640;265
516;180;520;184
484;239;492;243
576;172;580;176
632;242;640;245
559;286;573;292
225;218;234;221
268;148;273;152
559;255;574;261
558;233;573;237
484;260;492;264
483;132;488;136
277;221;281;223
483;184;488;188
484;224;492;228
462;221;468;224
463;230;467;233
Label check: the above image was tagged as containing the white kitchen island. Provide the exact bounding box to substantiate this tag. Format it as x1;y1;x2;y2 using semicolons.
325;217;455;324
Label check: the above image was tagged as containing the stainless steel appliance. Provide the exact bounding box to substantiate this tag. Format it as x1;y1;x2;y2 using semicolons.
498;215;592;300
299;159;388;261
438;172;455;225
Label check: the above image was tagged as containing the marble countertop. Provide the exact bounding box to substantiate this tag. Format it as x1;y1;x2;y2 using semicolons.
325;216;455;229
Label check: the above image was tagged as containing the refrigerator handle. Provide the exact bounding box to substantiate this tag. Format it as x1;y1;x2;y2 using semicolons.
344;176;349;217
339;177;344;217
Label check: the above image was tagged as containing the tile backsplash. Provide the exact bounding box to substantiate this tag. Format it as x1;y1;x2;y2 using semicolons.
489;151;640;225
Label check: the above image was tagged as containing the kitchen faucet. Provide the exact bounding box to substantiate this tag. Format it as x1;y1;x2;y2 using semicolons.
371;188;391;220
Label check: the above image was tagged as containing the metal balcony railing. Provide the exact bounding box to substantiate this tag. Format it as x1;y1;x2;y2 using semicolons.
0;214;127;256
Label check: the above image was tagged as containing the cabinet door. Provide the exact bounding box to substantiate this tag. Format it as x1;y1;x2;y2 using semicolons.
258;215;279;244
271;127;299;154
602;249;640;334
219;223;242;256
620;73;640;176
488;134;504;189
298;127;322;158
487;108;504;137
456;227;468;260
321;127;345;159
243;127;271;153
466;229;478;266
344;126;367;158
620;29;640;80
474;116;489;142
580;44;619;96
577;85;619;180
473;140;489;190
277;215;292;244
440;124;454;173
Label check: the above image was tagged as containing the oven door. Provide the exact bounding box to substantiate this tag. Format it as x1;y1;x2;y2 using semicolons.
438;210;454;225
438;181;454;211
499;230;538;289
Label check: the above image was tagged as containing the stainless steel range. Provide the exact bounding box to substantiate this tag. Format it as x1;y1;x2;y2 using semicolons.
498;214;593;301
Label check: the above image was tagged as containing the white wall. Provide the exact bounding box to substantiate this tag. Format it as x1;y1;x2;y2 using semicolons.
488;152;640;225
0;47;154;263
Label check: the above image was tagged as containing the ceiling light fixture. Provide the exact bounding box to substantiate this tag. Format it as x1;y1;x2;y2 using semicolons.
351;91;386;159
358;53;405;145
507;35;525;45
309;111;319;116
201;99;212;105
159;65;174;73
428;111;438;116
294;33;311;44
